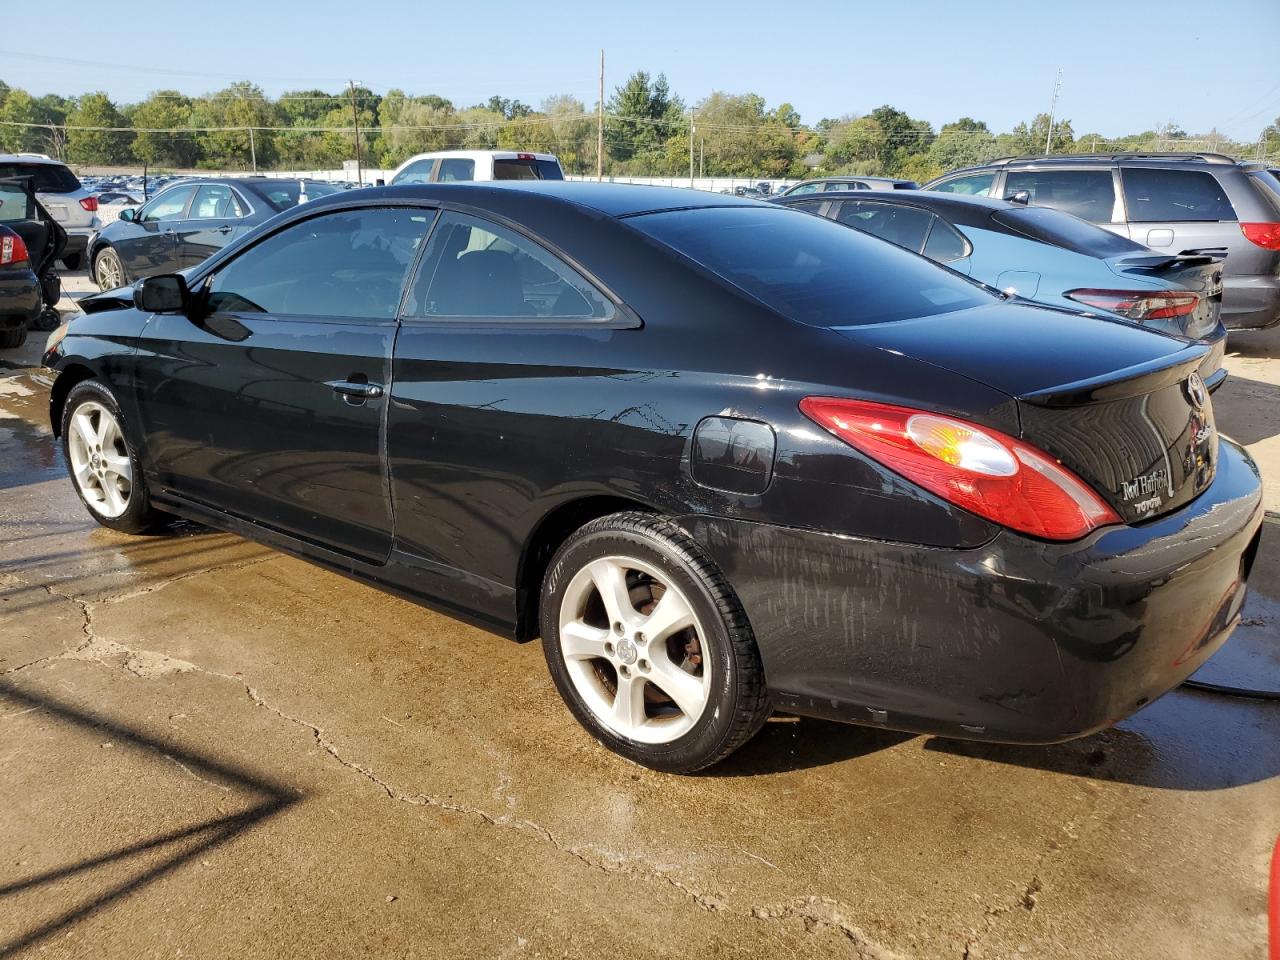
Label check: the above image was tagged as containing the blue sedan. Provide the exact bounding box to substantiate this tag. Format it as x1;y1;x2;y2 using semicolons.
775;190;1228;389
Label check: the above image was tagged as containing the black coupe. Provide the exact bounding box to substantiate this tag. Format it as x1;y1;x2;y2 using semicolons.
44;183;1262;772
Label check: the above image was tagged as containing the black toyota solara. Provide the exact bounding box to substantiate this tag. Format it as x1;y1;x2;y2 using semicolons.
43;182;1263;773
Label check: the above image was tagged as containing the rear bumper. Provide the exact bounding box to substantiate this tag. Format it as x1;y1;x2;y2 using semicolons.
682;437;1263;743
0;270;41;325
1223;274;1280;329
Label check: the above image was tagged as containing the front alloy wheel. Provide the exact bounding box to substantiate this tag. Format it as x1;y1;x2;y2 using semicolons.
67;399;132;518
61;380;165;534
542;512;770;772
94;248;124;290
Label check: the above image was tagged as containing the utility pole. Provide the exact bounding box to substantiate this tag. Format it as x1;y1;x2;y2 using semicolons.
689;109;696;186
248;127;257;172
1044;67;1062;156
699;138;704;178
349;80;364;186
597;50;605;182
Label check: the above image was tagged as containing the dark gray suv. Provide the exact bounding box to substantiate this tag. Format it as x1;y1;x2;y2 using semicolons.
925;153;1280;330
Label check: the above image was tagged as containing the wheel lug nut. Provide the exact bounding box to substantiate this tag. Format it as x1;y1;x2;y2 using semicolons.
612;621;624;636
635;632;646;644
604;641;614;656
638;659;649;673
619;665;630;678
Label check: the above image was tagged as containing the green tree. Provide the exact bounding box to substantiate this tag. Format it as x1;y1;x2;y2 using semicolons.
67;92;132;165
129;91;200;168
0;87;44;153
926;117;997;174
607;71;682;165
189;83;282;170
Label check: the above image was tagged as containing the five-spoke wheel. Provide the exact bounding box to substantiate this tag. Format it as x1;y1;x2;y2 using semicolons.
542;512;770;772
61;380;164;534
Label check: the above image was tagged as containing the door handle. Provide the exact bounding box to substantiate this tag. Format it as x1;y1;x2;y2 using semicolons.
328;379;384;401
216;225;233;234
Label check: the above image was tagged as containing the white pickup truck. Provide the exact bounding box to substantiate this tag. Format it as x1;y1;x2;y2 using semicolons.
384;150;564;186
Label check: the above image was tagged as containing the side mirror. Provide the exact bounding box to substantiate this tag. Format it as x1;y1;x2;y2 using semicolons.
1004;190;1031;205
136;274;189;314
374;178;385;187
118;207;136;222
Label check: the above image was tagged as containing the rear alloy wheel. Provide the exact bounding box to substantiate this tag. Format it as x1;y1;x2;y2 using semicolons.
93;248;124;290
541;512;770;772
61;380;164;534
61;253;82;271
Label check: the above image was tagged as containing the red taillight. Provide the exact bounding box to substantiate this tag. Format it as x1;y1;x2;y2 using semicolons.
0;232;29;267
799;397;1121;541
1064;288;1198;322
516;153;535;160
79;196;99;212
1241;222;1280;250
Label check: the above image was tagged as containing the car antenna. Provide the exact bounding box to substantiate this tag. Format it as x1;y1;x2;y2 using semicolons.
143;162;148;201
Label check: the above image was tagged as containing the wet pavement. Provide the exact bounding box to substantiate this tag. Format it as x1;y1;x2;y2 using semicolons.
2;275;1278;959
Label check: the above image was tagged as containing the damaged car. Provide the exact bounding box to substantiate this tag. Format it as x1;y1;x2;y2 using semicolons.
42;183;1263;772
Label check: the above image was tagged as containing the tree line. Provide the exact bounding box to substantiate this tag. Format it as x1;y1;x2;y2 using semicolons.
1;73;1276;180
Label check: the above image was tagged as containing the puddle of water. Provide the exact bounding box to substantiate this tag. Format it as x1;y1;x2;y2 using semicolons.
1189;591;1280;694
0;373;63;488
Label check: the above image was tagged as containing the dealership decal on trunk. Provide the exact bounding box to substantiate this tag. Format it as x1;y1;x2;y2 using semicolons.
1122;468;1169;507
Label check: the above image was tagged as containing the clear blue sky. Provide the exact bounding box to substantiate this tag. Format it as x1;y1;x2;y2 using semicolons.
4;0;1278;140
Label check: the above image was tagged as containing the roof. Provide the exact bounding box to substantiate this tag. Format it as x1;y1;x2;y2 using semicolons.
0;153;64;165
774;187;1020;231
367;180;764;218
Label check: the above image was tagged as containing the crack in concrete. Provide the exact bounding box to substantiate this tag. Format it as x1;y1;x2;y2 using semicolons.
959;789;1105;958
2;566;912;950
98;555;276;605
751;897;905;959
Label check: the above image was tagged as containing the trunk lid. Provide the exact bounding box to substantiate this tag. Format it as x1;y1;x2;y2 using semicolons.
834;302;1218;524
1104;249;1225;340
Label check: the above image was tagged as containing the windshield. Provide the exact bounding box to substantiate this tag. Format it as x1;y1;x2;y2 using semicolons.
992;206;1145;258
257;180;344;211
493;159;563;181
0;163;80;193
629;206;993;327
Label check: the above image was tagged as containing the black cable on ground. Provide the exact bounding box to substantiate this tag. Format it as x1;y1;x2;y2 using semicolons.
1181;679;1280;700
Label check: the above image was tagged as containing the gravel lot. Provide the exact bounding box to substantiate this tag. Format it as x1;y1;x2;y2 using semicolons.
1;271;1278;959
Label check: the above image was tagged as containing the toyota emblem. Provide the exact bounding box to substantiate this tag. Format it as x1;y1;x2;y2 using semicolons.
1184;373;1207;410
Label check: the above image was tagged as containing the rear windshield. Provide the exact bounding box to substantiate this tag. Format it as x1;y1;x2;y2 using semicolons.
256;180;344;211
0;162;80;193
992;206;1145;257
493;159;563;181
630;206;993;327
1121;168;1237;222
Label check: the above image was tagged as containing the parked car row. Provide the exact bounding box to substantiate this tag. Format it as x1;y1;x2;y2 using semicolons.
923;153;1280;330
44;176;1262;772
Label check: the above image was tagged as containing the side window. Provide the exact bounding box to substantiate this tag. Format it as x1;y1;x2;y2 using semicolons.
139;185;196;223
206;207;431;319
437;158;476;182
922;218;970;262
787;182;821;196
393;158;437;185
787;200;826;215
1121;169;1237;222
823;181;864;192
408;212;614;321
191;184;245;220
835;201;932;253
0;183;33;222
1003;169;1116;223
930;173;994;197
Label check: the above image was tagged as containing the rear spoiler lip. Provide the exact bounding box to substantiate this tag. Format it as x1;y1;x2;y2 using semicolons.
1018;345;1210;407
1110;247;1228;271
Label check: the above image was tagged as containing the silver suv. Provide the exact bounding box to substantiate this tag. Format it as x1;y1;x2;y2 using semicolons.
925;153;1280;330
0;153;99;271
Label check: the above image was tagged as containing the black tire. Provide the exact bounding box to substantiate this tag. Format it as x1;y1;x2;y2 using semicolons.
93;247;124;290
540;511;770;773
61;380;166;535
0;324;27;349
60;253;82;271
32;307;61;332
